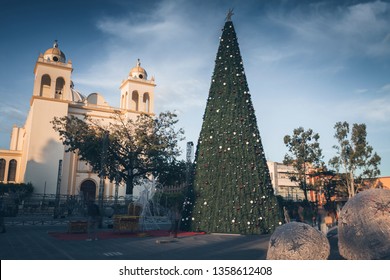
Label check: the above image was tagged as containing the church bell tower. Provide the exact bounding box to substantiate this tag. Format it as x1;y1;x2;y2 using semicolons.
32;40;73;100
22;40;72;195
119;59;155;114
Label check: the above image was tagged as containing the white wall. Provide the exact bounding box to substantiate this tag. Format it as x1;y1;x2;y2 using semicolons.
23;98;69;194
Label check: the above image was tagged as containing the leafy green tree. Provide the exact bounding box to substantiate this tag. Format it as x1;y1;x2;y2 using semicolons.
308;168;341;208
329;121;381;197
158;192;186;211
283;127;323;201
156;159;188;187
187;17;283;234
52;111;184;195
153;159;189;211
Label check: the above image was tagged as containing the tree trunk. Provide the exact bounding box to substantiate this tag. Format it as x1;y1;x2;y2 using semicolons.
126;168;134;195
349;172;355;198
303;185;308;201
126;177;134;195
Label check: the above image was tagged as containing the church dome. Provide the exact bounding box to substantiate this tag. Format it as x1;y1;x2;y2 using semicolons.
43;40;66;63
129;59;147;80
70;81;86;103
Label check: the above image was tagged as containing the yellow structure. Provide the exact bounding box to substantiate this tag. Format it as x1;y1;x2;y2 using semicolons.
374;176;390;190
0;41;155;200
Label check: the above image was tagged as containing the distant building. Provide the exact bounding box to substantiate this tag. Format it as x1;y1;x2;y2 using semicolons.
267;161;305;201
361;176;390;190
0;41;155;200
268;160;389;203
377;177;390;189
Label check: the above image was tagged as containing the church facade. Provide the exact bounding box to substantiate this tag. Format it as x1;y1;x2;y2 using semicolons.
0;41;155;200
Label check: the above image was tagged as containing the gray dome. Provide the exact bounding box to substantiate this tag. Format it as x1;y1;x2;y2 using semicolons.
70;81;85;102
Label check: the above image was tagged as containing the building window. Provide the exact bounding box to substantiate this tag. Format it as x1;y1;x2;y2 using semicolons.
40;74;51;97
132;91;139;111
143;93;150;112
55;77;65;99
121;93;125;109
8;159;17;182
0;159;6;181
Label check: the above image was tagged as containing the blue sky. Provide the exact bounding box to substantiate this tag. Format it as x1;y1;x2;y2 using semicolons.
1;0;389;176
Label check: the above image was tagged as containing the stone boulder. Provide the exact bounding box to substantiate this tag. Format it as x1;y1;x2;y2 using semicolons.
338;189;390;260
266;222;330;260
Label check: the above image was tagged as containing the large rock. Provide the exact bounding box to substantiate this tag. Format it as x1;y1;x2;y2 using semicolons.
338;189;390;259
266;222;330;260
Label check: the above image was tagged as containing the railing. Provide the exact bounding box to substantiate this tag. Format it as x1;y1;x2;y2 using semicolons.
5;217;70;226
2;193;169;228
2;193;130;217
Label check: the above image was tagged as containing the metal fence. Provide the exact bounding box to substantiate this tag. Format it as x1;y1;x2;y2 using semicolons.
2;193;131;218
2;192;172;228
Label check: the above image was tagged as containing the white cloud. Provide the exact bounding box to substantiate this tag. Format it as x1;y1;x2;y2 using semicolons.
74;0;218;113
156;79;206;112
337;1;390;56
0;105;26;125
0;104;26;149
355;88;369;94
339;1;388;32
379;84;390;93
360;96;390;122
265;1;390;60
97;14;189;42
252;47;299;64
96;0;196;44
336;95;390;123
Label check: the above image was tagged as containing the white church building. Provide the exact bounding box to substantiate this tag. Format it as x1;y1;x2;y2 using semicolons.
0;41;156;200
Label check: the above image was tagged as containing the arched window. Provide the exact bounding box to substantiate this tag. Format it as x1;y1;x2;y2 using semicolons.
40;74;51;97
0;159;6;182
143;93;150;113
121;93;125;109
125;92;128;108
7;159;17;182
55;77;65;99
132;91;139;111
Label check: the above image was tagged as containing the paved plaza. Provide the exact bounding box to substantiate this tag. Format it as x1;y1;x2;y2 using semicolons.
0;219;342;260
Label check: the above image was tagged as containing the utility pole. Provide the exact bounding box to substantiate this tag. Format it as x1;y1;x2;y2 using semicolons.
54;160;62;218
114;173;120;213
98;131;109;228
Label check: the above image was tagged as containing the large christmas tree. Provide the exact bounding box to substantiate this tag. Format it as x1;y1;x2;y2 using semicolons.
187;13;283;234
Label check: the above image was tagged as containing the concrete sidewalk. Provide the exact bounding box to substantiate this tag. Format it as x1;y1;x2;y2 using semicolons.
0;225;270;260
0;223;343;260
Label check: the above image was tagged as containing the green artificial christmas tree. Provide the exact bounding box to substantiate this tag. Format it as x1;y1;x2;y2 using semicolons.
188;12;283;234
